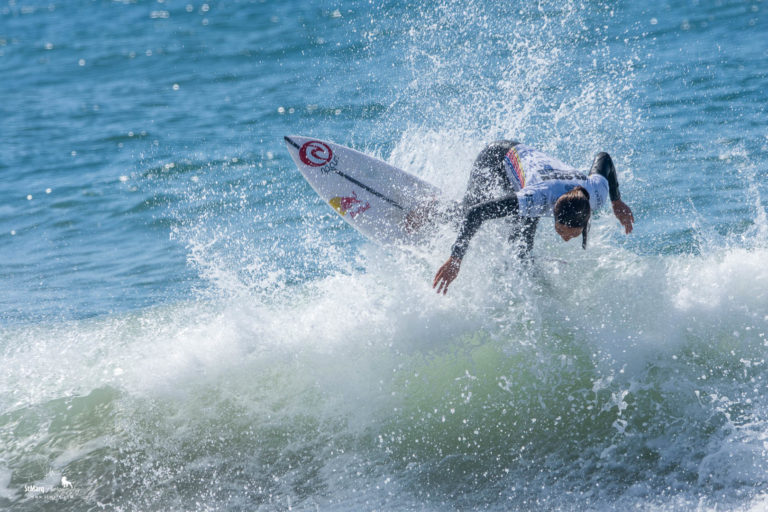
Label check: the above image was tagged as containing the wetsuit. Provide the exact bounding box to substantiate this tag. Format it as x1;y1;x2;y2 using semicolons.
451;141;621;260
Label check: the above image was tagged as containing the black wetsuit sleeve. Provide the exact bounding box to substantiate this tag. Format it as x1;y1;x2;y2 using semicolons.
589;152;621;202
450;195;519;260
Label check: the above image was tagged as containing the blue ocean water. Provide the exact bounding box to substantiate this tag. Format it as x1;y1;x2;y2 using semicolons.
1;0;768;510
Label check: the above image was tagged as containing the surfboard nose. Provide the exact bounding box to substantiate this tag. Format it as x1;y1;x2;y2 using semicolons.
284;136;300;150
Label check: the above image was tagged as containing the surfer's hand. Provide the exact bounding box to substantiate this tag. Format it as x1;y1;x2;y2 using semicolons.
612;200;634;234
433;257;461;295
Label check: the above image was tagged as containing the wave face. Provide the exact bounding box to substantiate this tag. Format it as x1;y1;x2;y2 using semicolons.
2;0;768;510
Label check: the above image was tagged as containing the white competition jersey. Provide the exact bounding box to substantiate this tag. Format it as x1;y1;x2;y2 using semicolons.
502;144;609;217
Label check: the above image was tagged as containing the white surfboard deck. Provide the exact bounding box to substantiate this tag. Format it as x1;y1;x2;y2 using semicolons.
284;135;444;245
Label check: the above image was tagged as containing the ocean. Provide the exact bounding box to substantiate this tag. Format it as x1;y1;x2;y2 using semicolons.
1;0;767;510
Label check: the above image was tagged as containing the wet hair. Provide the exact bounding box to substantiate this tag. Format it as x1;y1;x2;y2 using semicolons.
554;186;591;228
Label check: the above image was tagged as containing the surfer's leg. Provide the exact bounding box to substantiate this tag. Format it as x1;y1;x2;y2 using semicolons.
508;216;538;259
461;140;520;208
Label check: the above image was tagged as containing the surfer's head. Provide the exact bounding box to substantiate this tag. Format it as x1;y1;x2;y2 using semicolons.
554;186;591;249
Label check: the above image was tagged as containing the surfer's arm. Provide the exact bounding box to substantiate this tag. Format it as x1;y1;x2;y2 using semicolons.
589;152;621;202
433;195;520;294
450;195;520;260
589;152;634;233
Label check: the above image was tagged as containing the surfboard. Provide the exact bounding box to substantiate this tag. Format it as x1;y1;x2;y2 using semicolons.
284;135;445;245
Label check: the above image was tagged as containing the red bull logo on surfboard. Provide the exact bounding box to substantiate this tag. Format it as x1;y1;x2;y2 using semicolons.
329;191;370;219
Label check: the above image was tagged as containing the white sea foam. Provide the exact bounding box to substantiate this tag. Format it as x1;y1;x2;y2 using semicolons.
3;206;767;505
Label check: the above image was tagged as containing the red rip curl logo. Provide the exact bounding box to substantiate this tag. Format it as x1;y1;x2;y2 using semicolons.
299;141;333;167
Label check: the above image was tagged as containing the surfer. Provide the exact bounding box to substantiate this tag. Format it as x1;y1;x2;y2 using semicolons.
432;140;634;294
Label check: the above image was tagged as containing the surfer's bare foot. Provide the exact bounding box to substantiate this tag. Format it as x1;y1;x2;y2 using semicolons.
404;201;438;234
